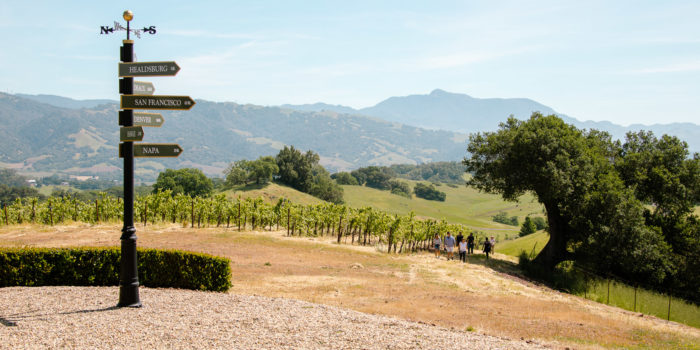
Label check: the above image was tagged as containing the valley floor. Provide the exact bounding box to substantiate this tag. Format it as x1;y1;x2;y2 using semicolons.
1;223;699;349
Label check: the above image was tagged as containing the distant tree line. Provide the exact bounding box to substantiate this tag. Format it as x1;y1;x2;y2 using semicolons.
390;161;466;184
223;146;344;204
332;165;447;201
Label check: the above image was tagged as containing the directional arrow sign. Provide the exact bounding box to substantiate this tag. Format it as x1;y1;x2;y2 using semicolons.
119;61;180;77
133;112;164;127
133;81;155;95
120;143;183;158
121;95;195;110
120;126;144;142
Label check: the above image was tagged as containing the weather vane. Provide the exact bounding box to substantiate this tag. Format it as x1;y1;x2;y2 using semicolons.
100;10;156;39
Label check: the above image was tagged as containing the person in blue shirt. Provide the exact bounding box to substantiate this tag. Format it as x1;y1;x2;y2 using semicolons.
444;232;456;260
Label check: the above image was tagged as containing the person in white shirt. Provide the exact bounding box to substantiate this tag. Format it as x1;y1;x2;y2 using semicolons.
458;239;468;263
433;234;441;258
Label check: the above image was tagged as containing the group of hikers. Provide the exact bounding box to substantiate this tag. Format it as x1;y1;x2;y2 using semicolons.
432;232;495;262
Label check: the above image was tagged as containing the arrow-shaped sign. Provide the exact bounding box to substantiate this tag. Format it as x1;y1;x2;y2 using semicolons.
121;95;195;110
133;81;155;95
119;61;180;77
133;112;164;127
120;143;183;158
120;126;144;142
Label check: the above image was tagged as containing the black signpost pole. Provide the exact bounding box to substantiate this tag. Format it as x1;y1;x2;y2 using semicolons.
117;10;141;308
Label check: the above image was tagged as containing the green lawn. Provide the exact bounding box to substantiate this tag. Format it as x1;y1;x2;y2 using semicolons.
582;276;700;329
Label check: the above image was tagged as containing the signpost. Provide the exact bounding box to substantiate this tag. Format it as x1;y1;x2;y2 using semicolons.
102;10;193;308
121;95;195;110
119;61;180;77
133;112;164;127
134;81;154;95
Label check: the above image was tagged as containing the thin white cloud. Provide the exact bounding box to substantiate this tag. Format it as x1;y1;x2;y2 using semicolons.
167;29;257;40
627;61;700;74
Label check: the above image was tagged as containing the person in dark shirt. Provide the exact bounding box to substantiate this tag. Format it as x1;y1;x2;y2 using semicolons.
467;233;475;254
455;232;464;247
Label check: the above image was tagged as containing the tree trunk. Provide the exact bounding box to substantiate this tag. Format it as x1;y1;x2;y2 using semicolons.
532;202;570;270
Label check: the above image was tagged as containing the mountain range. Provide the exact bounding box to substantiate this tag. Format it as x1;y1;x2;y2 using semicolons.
284;89;700;153
3;90;698;182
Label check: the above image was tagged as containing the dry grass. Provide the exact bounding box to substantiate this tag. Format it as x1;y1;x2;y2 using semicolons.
1;223;699;350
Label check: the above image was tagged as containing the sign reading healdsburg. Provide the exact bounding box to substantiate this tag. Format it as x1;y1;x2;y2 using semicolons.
119;62;180;77
101;10;194;309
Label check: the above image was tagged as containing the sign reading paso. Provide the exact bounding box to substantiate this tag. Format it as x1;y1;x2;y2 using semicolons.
134;81;154;95
119;61;180;77
120;143;183;158
121;95;195;110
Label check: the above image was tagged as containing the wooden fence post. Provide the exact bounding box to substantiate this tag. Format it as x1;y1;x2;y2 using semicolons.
191;198;195;228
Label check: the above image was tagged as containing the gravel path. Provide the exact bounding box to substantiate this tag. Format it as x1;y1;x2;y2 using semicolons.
0;287;550;349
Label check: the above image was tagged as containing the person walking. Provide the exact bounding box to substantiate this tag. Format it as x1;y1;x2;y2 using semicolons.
433;234;441;258
490;236;496;252
467;233;474;254
456;232;464;247
483;238;492;259
458;238;467;263
444;232;456;260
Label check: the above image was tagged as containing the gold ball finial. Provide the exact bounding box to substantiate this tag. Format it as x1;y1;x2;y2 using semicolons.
123;10;133;22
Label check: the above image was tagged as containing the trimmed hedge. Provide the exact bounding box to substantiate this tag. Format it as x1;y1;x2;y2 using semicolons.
0;247;231;292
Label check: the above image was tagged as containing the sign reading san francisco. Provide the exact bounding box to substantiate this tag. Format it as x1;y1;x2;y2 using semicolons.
121;95;195;110
119;61;180;77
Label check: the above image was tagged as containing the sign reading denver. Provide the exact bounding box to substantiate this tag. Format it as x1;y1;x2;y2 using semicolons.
121;95;195;110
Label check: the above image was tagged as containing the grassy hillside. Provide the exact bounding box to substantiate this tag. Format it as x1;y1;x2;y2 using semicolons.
495;231;549;257
342;181;543;240
222;182;324;206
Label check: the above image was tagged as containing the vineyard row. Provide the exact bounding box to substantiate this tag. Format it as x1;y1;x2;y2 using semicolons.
1;191;483;254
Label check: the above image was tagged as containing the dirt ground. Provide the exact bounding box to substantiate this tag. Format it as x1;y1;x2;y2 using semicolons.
1;223;699;350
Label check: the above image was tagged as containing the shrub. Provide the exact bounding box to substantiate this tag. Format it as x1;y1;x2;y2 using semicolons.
532;216;548;230
413;183;446;201
492;211;519;226
519;216;537;237
388;179;411;198
0;247;231;292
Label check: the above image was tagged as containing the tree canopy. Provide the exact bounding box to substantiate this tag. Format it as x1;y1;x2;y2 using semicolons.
464;113;679;286
275;145;319;193
152;168;213;198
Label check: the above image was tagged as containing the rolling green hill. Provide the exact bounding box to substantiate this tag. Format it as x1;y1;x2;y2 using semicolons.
341;181;544;240
222;182;324;206
495;231;549;257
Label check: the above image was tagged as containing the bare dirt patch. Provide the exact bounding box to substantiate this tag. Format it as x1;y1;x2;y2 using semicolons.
1;223;699;349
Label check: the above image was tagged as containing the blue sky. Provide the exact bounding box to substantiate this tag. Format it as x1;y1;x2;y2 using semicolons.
1;0;699;126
